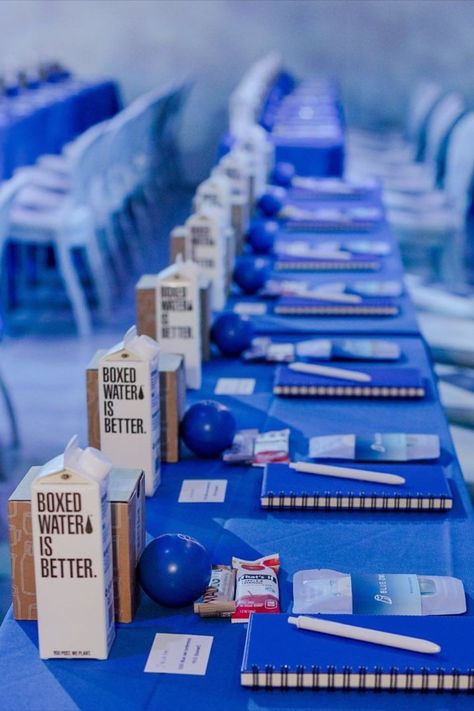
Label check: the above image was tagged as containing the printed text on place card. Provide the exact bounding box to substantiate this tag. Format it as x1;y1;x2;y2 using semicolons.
145;634;213;675
214;378;256;394
178;479;227;503
234;302;267;315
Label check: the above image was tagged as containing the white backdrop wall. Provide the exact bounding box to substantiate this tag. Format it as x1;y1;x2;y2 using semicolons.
0;0;473;180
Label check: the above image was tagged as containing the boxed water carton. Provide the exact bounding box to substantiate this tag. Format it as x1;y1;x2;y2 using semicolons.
185;207;227;311
99;326;160;497
9;464;144;623
136;273;212;362
88;350;186;464
155;256;202;389
31;437;115;659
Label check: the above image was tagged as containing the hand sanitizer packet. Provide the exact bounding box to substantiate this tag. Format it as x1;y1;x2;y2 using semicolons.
332;339;401;361
351;280;404;297
293;569;466;616
309;433;440;461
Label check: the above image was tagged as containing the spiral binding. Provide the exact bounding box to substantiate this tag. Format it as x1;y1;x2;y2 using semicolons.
262;490;450;511
285;220;375;232
248;664;474;691
274;303;398;315
273;384;424;397
274;260;380;271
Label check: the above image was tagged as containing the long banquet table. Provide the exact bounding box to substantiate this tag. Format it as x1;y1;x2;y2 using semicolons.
0;74;473;711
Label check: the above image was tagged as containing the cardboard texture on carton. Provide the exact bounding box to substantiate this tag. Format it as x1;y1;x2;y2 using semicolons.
136;274;212;362
88;350;186;464
8;465;145;624
98;327;160;497
31;438;115;659
155;258;202;389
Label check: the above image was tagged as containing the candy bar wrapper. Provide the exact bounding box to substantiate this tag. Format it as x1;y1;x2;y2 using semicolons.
194;566;236;618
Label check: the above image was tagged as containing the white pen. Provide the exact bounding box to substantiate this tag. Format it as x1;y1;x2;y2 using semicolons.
293;290;362;304
289;461;405;486
288;616;441;654
288;362;372;383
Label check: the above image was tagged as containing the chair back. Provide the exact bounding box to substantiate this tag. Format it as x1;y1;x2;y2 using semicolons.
444;112;474;217
406;81;442;143
0;174;28;247
67;120;110;207
425;92;465;164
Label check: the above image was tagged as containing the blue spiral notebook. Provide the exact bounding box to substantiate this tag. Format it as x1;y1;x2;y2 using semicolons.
273;365;425;398
241;613;474;691
274;253;381;271
274;295;398;315
282;208;383;232
288;177;379;201
260;462;453;511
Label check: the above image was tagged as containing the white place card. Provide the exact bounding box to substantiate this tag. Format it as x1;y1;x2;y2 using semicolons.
145;633;213;675
214;378;256;395
233;302;267;315
178;479;228;503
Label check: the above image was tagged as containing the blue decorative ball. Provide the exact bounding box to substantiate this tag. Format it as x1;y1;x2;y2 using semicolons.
211;312;254;356
138;533;212;607
233;257;269;294
257;186;287;217
181;399;236;456
246;219;278;254
272;162;296;187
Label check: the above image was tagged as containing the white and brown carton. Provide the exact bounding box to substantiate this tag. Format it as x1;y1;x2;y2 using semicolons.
194;175;235;292
9;464;145;624
31;437;115;659
214;152;250;254
99;326;160;496
185;206;227;311
155;256;202;390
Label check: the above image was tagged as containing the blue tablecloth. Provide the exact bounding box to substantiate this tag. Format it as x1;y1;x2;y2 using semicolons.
270;133;345;177
1;82;473;711
0;335;472;711
0;78;121;179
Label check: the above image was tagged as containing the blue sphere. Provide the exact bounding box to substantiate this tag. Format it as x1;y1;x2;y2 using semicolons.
211;312;254;356
272;162;296;187
258;186;287;217
138;533;212;607
246;219;278;254
181;400;236;456
233;257;269;294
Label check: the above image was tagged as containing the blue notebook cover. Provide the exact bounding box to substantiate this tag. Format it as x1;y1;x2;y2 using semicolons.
260;462;453;510
274;295;398;315
241;613;474;690
274;253;380;271
283;213;381;232
273;365;424;398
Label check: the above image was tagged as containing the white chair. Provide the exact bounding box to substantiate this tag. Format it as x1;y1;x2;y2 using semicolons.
0;175;27;447
382;91;466;207
392;112;474;287
347;81;443;161
5;126;112;335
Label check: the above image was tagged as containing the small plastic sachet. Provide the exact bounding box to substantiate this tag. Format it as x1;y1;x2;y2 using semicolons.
223;429;290;465
242;337;400;363
293;569;466;616
351;280;404;297
297;338;401;361
231;554;281;623
309;433;440;461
